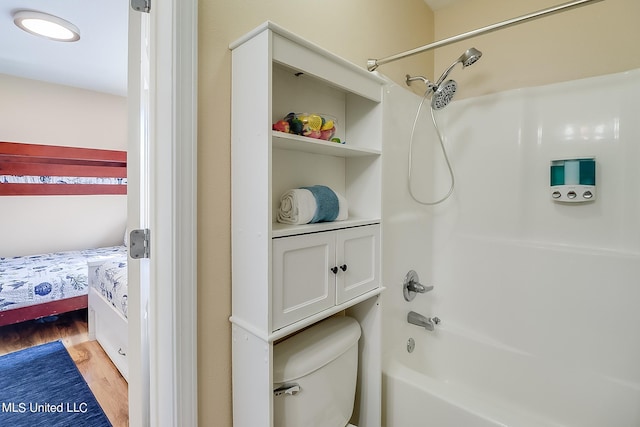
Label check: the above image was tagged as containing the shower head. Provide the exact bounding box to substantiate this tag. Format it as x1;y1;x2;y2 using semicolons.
405;74;457;110
460;47;482;68
405;47;480;110
435;47;483;86
431;80;458;110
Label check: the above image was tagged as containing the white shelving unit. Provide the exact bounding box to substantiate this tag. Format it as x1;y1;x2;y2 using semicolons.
230;22;386;427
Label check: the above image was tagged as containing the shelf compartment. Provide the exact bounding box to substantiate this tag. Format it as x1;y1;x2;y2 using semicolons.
270;287;384;341
271;31;384;103
272;131;380;157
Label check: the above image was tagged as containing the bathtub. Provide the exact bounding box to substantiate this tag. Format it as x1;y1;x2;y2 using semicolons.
381;71;640;427
382;321;640;427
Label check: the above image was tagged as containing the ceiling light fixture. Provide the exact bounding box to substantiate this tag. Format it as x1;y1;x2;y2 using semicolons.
13;10;80;42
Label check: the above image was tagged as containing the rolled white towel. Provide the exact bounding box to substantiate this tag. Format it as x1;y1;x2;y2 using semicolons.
277;189;317;224
335;192;348;221
277;187;349;224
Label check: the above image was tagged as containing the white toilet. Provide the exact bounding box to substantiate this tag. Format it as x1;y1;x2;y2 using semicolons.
273;316;361;427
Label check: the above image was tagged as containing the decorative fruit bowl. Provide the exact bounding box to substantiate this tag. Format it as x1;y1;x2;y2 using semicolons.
272;112;338;141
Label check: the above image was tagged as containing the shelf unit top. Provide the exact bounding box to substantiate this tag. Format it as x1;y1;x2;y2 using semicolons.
229;21;387;88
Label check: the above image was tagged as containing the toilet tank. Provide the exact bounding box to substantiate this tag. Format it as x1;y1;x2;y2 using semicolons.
273;316;362;427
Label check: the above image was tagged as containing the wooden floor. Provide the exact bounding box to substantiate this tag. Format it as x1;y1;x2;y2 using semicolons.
0;309;129;427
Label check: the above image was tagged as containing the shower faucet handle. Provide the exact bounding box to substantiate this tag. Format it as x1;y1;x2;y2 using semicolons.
403;270;434;302
407;281;433;294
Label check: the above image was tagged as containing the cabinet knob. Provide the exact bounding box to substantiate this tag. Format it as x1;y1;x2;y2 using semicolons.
330;266;338;274
340;264;348;272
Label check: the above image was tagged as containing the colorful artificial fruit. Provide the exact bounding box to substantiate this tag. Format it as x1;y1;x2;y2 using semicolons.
272;120;290;133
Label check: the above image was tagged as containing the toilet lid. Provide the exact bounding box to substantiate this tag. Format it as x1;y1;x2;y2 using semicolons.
273;316;361;383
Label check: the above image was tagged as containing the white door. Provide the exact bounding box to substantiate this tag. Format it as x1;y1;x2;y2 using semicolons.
272;233;336;331
128;0;198;425
127;5;151;427
336;225;380;304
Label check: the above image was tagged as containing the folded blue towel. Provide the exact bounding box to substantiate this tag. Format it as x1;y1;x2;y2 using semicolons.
301;185;339;223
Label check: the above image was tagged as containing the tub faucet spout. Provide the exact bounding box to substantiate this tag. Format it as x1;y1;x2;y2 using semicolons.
407;311;441;332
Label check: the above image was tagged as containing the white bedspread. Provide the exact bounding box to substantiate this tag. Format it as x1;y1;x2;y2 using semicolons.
91;257;128;319
0;246;127;313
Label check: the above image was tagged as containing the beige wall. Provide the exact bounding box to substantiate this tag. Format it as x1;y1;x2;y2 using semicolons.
433;0;640;99
0;74;127;256
0;74;127;150
197;0;640;425
197;1;433;425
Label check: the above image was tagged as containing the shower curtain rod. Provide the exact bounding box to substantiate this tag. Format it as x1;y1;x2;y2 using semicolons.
367;0;604;71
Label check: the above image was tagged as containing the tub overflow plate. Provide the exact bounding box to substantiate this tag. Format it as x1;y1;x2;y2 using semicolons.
407;338;415;353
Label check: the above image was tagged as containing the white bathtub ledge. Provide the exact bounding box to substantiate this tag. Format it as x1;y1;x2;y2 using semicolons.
383;360;568;427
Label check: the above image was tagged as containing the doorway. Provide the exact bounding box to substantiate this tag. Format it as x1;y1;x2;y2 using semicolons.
128;1;198;425
0;0;197;424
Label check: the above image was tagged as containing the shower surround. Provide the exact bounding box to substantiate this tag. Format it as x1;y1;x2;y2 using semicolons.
381;69;640;426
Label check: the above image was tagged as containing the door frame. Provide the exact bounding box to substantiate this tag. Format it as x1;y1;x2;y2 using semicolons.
129;0;198;425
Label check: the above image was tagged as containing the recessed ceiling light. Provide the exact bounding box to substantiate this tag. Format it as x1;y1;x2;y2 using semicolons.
13;10;80;42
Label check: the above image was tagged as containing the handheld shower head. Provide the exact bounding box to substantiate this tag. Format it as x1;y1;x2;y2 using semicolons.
436;47;483;86
460;47;482;68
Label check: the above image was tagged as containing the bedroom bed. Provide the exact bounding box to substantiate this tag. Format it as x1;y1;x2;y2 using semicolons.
0;247;130;381
88;255;129;381
0;246;127;326
0;140;127;327
1;140;130;380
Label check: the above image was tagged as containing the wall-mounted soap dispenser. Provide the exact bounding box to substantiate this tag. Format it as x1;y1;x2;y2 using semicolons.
550;158;596;203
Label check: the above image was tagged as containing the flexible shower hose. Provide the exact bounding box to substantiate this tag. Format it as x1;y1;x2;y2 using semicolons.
407;89;456;205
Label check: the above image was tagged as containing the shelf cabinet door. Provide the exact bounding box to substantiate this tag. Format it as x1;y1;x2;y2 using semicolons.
336;225;380;305
272;232;336;331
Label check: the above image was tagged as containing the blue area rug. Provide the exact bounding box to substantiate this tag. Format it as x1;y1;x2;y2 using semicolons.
0;340;111;426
